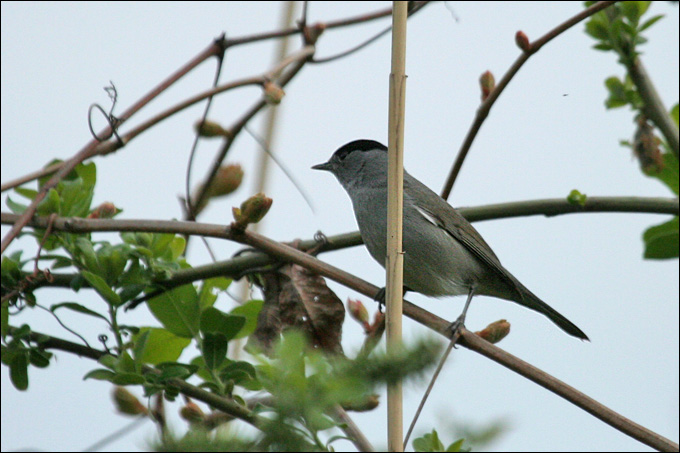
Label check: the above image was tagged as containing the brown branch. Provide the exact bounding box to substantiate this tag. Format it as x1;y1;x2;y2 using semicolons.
0;39;226;254
3;195;677;296
8;325;265;428
222;1;429;47
2;208;677;450
458;329;679;452
0;4;433;196
628;58;680;159
186;47;314;219
440;1;617;200
331;405;375;452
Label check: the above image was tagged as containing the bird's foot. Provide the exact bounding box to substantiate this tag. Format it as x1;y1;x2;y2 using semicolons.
446;314;467;346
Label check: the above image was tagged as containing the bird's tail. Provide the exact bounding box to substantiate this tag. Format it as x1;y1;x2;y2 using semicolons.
513;280;589;341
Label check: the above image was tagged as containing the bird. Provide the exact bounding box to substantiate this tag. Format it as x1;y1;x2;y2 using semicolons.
312;139;588;340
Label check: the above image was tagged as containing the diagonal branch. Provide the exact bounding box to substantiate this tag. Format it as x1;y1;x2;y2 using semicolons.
0;39;227;254
3;196;677;296
6;325;264;428
440;1;617;200
1;202;678;450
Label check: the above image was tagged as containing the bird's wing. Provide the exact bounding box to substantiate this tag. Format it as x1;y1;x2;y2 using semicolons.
404;174;520;291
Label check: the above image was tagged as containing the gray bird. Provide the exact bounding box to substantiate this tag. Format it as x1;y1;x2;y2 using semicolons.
312;139;588;340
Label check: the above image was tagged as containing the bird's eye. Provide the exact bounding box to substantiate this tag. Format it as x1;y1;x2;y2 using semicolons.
335;149;351;161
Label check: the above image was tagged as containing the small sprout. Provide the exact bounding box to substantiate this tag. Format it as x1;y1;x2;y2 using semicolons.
303;23;326;45
347;298;370;329
567;189;588;206
342;393;380;412
194;119;230;138
210;164;244;198
193;164;244;215
479;70;495;101
112;386;148;416
88;202;120;219
475;319;511;344
633;116;664;172
515;30;531;52
180;398;205;424
368;310;385;336
232;192;273;230
263;81;285;105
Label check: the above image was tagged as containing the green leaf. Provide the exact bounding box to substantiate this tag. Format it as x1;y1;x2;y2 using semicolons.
1;303;8;337
220;360;259;388
200;307;245;341
6;196;28;214
198;277;231;309
413;429;445;452
151;233;175;258
83;368;117;382
645;153;679;195
623;1;650;21
116;351;137;374
29;349;52;368
50;302;109;324
446;439;469;452
202;332;229;371
13;187;38;201
671;104;679;127
585;17;610;41
35;188;61;216
604;76;629;109
230;299;264;339
155;362;198;381
147;284;200;338
76;162;97;190
111;372;147;385
638;14;664;32
169;236;186;260
133;329;150;369
76;238;101;276
81;270;121;306
98;354;119;370
593;43;614;51
643;217;679;260
133;327;190;365
97;244;129;284
10;352;29;390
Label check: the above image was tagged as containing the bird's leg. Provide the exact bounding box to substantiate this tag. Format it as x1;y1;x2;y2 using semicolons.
447;287;475;339
373;286;410;313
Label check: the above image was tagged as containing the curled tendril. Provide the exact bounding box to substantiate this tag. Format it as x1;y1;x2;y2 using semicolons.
88;82;123;144
308;230;329;256
98;334;111;353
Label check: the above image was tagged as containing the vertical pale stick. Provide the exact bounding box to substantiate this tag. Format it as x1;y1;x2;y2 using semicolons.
387;2;408;451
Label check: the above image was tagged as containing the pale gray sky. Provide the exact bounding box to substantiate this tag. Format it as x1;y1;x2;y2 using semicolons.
2;2;678;451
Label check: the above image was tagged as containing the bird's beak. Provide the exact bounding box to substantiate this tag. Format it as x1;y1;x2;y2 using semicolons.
311;161;332;171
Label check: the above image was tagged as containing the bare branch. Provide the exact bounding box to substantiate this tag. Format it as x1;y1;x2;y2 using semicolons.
440;1;617;200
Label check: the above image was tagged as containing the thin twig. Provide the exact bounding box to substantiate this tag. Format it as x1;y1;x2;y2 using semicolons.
331;405;376;452
0;39;226;254
440;1;617;200
310;2;429;64
7;325;266;428
458;329;679;452
82;417;148;452
185;35;228;221
4;195;677;296
3;206;678;450
628;58;679;159
403;337;456;448
1;4;426;195
188;46;315;216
